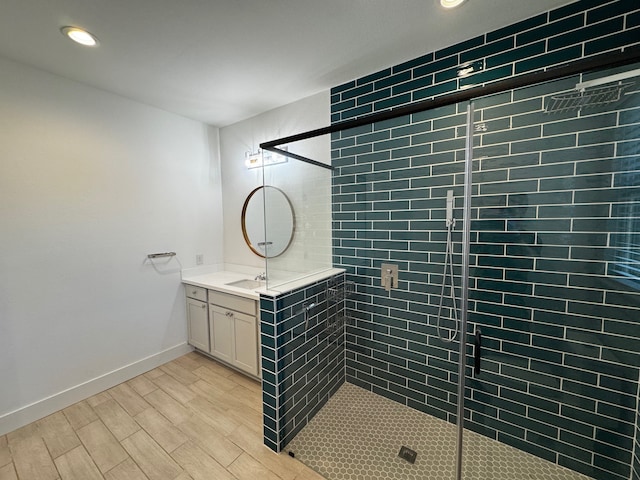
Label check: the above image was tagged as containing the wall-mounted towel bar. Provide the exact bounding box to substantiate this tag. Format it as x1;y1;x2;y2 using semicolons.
147;252;176;259
145;251;181;275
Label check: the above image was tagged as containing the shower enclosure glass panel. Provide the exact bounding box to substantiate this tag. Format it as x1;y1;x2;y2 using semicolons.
309;104;471;479
465;64;640;480
266;60;640;480
262;134;333;290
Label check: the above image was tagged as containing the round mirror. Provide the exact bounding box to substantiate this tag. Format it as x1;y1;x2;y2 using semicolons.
241;186;295;258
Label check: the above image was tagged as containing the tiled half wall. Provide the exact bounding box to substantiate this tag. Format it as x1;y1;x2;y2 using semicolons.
330;1;640;480
260;272;346;451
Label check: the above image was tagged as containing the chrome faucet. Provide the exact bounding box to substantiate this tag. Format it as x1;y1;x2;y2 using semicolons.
254;272;267;281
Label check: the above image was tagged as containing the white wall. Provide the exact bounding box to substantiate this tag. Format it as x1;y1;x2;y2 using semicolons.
219;91;331;279
0;56;224;434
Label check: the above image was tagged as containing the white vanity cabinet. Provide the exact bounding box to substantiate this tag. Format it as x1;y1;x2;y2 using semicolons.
185;286;209;352
208;290;259;377
209;305;235;364
183;280;260;379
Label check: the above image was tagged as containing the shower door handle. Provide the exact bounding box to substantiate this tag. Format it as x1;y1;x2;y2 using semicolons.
474;328;482;376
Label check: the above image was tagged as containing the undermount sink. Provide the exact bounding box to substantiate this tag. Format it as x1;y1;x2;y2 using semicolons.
225;279;264;289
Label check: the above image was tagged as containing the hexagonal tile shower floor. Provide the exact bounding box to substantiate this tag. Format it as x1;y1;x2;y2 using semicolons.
285;383;591;480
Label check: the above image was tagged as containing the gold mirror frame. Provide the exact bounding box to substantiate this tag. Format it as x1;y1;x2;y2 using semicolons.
241;185;295;258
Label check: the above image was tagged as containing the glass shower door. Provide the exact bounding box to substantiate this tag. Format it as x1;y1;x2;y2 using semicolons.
333;103;472;480
282;101;475;480
463;64;640;480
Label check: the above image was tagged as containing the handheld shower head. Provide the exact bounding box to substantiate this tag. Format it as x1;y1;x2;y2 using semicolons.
446;190;455;228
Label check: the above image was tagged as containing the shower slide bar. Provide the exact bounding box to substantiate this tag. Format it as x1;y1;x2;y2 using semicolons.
260;47;640;151
436;190;460;344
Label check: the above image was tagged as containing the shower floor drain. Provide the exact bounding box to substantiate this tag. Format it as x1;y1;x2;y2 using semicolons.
398;446;417;464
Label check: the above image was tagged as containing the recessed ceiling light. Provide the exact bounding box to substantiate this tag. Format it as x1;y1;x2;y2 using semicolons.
60;26;99;47
440;0;467;8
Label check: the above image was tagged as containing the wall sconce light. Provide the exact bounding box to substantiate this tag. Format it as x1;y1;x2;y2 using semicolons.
245;151;263;169
245;147;289;169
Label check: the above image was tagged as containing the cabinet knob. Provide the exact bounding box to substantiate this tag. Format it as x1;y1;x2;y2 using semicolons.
201;305;206;309
192;290;197;295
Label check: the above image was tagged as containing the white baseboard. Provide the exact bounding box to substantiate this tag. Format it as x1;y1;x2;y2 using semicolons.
0;342;193;436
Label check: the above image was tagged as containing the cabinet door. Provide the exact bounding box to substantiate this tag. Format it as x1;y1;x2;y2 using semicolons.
186;298;209;352
233;311;258;376
210;305;234;364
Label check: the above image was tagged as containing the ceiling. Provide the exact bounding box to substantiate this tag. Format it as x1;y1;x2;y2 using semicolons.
0;0;575;127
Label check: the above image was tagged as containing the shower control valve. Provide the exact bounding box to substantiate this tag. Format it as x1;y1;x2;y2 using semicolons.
381;263;398;292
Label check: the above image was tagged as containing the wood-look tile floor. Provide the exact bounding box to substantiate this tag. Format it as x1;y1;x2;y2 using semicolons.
0;352;325;480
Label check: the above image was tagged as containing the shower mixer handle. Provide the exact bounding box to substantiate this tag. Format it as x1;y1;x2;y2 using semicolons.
474;328;482;376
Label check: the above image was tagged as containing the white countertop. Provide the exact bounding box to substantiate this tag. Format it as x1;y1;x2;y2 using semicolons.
182;270;265;300
181;266;346;299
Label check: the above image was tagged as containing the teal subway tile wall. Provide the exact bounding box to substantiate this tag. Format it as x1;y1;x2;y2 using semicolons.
329;1;640;480
261;273;346;451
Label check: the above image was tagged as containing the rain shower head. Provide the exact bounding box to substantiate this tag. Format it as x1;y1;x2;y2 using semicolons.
545;82;634;113
545;67;640;113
